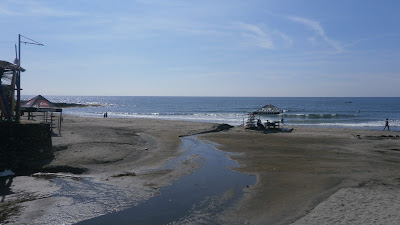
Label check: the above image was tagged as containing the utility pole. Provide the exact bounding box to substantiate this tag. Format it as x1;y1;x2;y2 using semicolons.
16;34;44;122
16;34;21;122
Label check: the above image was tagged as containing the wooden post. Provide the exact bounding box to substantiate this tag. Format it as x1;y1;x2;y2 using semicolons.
59;111;62;135
50;112;53;132
16;34;21;123
10;70;17;118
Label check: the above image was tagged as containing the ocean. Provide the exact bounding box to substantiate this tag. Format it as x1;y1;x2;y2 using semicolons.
23;96;400;131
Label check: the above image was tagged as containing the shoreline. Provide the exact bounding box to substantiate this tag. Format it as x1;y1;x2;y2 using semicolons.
61;111;400;132
2;116;400;224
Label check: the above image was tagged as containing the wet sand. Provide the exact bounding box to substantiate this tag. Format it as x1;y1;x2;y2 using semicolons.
201;126;400;224
2;116;400;224
1;116;216;224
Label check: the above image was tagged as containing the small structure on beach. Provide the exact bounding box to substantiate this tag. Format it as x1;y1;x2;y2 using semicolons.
244;113;292;133
245;113;257;128
0;60;25;121
21;95;63;134
21;95;61;112
253;104;283;115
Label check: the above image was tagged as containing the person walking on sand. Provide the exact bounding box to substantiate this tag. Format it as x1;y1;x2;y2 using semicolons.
383;118;390;131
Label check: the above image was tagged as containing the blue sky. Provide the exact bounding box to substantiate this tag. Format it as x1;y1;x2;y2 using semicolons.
1;0;400;97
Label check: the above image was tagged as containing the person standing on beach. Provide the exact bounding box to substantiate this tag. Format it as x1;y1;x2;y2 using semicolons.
383;118;390;131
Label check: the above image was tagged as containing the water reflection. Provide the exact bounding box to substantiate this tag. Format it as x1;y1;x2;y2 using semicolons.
76;136;255;225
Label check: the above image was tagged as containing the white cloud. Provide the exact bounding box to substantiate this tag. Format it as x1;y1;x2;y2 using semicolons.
236;22;275;49
289;16;343;52
274;30;293;47
0;0;82;18
0;6;20;16
234;22;293;50
28;5;82;17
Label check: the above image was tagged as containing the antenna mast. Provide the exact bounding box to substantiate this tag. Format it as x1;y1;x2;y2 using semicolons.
15;34;44;122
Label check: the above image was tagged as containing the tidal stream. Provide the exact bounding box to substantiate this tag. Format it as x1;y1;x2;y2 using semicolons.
75;136;255;224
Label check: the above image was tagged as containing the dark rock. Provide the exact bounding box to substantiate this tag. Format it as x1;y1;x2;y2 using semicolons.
214;124;234;131
39;165;88;174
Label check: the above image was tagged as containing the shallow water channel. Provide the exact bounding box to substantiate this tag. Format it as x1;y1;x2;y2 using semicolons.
75;136;255;224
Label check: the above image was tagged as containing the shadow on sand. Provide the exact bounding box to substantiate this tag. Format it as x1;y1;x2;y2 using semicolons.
0;175;14;203
247;127;294;134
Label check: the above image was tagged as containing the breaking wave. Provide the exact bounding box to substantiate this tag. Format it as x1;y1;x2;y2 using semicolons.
281;113;357;119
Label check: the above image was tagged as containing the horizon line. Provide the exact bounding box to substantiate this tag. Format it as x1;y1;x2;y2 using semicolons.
20;94;400;98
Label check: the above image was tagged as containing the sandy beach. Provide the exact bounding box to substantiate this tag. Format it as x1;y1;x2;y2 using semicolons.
201;126;400;224
2;116;400;224
1;116;217;224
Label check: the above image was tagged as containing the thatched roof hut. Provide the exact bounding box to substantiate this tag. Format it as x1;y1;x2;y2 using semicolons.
253;104;283;114
0;60;25;72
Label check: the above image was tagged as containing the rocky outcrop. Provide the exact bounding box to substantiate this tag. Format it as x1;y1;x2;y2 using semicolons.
179;123;234;137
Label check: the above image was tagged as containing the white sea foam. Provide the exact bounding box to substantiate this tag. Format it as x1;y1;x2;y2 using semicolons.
56;96;400;130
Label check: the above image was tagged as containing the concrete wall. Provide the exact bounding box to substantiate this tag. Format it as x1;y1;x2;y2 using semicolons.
0;123;53;174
